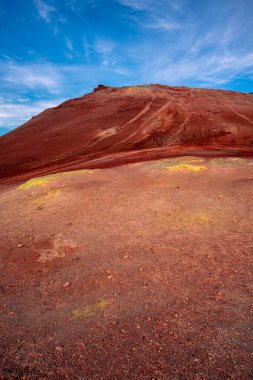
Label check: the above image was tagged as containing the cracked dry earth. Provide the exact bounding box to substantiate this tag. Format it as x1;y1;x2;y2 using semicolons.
0;157;253;379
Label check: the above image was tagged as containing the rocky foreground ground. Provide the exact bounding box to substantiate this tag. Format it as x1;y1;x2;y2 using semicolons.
1;156;253;379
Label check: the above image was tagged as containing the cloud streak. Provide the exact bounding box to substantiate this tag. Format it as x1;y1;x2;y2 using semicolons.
33;0;66;24
0;98;64;132
151;51;253;86
33;0;57;22
1;60;61;93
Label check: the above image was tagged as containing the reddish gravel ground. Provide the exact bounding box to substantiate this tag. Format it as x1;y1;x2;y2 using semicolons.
0;85;253;378
0;157;253;379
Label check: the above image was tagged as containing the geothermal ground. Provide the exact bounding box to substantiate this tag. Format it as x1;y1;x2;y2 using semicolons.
0;85;253;379
1;157;253;379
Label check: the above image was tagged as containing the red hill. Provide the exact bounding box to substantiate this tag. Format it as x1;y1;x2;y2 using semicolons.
0;84;252;182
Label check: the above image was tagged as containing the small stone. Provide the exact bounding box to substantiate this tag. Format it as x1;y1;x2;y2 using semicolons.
193;358;200;363
63;282;70;288
55;345;63;352
123;255;129;259
108;275;113;280
17;244;23;248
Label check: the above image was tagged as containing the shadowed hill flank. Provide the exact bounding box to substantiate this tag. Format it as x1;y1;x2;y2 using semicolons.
0;84;252;181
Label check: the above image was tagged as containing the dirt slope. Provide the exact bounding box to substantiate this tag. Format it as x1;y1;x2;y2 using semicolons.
0;85;253;378
0;157;253;379
0;84;252;182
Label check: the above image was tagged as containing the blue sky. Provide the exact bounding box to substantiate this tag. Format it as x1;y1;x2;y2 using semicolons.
0;0;253;135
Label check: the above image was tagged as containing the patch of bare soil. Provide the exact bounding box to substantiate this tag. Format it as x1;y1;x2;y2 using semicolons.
0;157;253;379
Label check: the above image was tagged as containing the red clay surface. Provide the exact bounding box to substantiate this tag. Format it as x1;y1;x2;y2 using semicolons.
0;157;253;379
0;85;253;379
0;84;252;183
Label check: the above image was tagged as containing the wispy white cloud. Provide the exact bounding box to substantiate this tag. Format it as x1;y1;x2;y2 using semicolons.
66;37;74;52
65;0;99;13
33;0;56;22
94;38;116;66
94;38;115;55
144;19;180;31
150;51;253;86
0;98;64;129
83;37;91;63
1;60;61;93
116;0;184;12
64;37;74;59
116;0;151;10
33;0;66;24
116;0;182;33
168;0;184;12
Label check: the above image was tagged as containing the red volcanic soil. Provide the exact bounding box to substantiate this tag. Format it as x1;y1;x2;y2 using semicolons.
0;84;252;182
0;85;253;379
0;157;253;379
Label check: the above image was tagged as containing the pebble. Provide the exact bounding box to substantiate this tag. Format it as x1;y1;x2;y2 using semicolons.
17;244;23;248
108;275;113;280
55;346;63;352
63;282;70;288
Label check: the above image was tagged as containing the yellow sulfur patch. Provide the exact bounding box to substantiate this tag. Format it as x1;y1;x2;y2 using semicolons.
187;159;204;163
17;169;94;190
191;213;210;224
172;211;210;225
155;208;211;229
166;163;207;172
18;175;58;189
71;301;109;318
32;189;62;205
